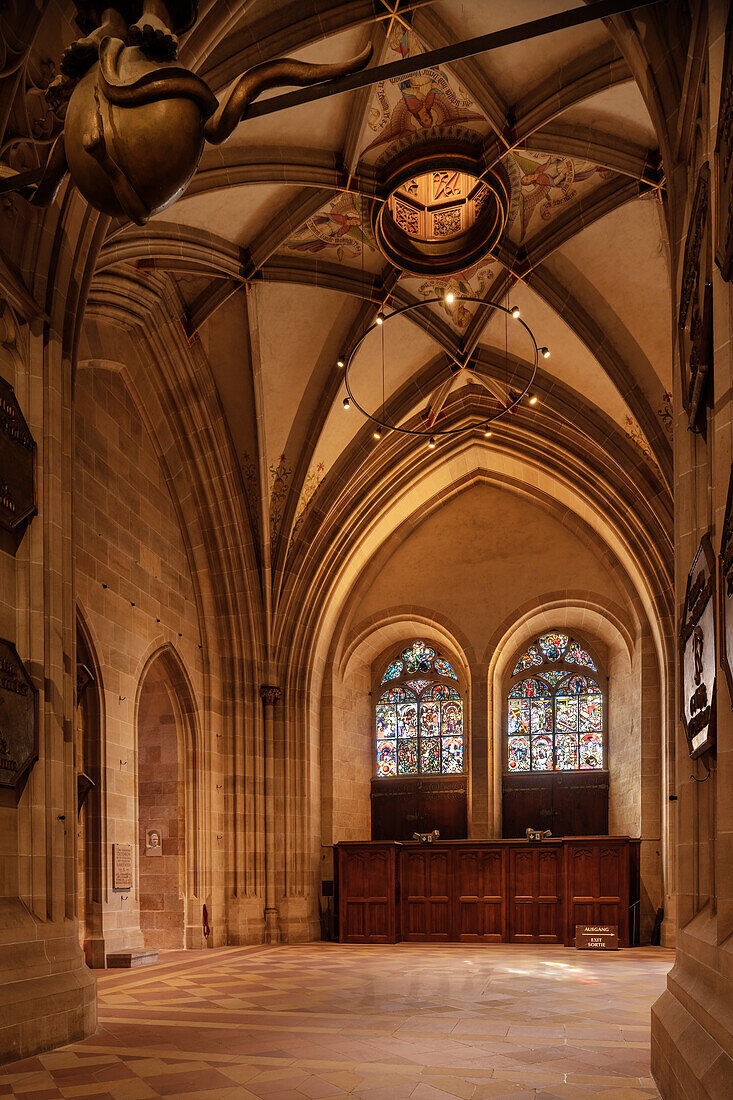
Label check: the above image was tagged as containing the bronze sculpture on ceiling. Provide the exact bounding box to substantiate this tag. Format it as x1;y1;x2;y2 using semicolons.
31;0;372;225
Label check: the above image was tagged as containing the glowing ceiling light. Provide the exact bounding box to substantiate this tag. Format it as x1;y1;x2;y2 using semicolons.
428;436;436;449
445;291;455;304
337;359;345;368
510;305;520;319
376;311;384;325
540;346;550;358
343;397;350;409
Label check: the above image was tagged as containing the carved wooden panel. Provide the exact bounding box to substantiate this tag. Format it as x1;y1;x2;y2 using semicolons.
508;843;562;943
338;843;397;943
455;846;506;942
400;848;452;941
336;840;638;946
564;839;630;946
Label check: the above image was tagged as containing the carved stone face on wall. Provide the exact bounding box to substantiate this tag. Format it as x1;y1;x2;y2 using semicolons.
145;828;162;854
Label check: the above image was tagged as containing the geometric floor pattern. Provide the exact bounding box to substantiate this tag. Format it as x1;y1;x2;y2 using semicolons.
0;943;674;1098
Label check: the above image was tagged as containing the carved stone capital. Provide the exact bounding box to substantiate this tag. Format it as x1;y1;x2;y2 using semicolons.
259;685;281;707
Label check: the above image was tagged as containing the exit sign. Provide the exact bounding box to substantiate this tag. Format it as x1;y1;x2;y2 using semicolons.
575;924;619;950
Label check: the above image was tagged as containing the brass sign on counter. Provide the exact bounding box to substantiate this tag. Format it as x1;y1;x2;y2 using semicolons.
0;375;36;549
0;638;37;790
112;843;133;891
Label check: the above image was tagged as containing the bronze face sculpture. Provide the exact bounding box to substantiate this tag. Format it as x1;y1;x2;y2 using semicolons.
33;1;372;224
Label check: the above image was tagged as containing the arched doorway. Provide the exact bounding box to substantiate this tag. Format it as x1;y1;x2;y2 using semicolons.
136;647;198;951
76;614;105;968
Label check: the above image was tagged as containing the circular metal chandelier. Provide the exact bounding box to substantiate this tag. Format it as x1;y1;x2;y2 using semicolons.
343;297;548;441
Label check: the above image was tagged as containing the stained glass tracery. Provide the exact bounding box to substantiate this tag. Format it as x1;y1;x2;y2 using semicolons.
506;632;604;773
375;641;464;777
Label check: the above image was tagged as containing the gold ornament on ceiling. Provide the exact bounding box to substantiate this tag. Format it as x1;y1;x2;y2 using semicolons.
29;0;372;225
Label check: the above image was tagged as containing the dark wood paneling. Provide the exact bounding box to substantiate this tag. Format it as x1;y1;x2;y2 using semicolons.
455;846;506;941
400;847;452;941
371;776;467;841
337;843;397;943
502;772;609;838
508;843;563;943
554;772;609;836
336;838;639;946
564;838;630;946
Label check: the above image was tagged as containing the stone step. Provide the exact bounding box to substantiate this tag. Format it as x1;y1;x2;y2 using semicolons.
105;950;159;969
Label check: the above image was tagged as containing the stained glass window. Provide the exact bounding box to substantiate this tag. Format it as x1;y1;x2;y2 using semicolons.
506;633;604;773
382;659;403;683
402;641;435;673
375;642;464;776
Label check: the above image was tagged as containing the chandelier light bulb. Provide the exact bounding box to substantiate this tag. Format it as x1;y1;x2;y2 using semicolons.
510;305;520;319
337;359;345;368
373;430;381;440
445;291;455;304
428;436;436;449
541;346;550;358
376;311;384;325
484;429;493;438
343;397;350;409
529;395;538;405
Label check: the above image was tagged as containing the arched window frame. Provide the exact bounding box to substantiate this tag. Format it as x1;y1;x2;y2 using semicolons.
504;631;607;774
373;640;467;779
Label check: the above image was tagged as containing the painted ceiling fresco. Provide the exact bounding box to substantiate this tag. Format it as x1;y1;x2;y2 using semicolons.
56;0;672;553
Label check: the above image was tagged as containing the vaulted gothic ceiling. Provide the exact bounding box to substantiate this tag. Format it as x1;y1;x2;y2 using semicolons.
0;0;680;643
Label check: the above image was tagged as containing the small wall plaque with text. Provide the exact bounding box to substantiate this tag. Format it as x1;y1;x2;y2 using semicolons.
576;925;619;950
113;843;133;891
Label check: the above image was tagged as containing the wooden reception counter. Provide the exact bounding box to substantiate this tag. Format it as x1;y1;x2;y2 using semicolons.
336;837;640;947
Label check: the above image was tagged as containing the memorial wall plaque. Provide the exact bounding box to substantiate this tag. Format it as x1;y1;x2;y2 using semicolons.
0;375;36;546
0;638;37;789
113;843;133;891
575;925;619;950
680;533;717;757
721;467;733;705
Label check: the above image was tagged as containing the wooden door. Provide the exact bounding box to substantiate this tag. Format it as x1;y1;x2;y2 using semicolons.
503;772;609;837
338;844;397;942
454;847;506;941
508;844;562;942
400;847;452;940
553;772;609;836
564;839;629;945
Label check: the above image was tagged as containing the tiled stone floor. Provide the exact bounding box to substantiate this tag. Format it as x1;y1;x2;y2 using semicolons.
0;943;673;1098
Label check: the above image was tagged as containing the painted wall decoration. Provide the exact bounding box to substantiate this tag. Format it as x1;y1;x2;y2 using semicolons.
0;638;37;790
680;533;716;757
269;453;291;547
507;151;611;240
286;192;374;264
721;466;733;706
292;460;327;539
361;26;486;161
657;390;673;437
399;258;497;333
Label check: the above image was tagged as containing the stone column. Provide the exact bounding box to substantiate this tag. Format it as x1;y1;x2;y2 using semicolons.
259;685;281;943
